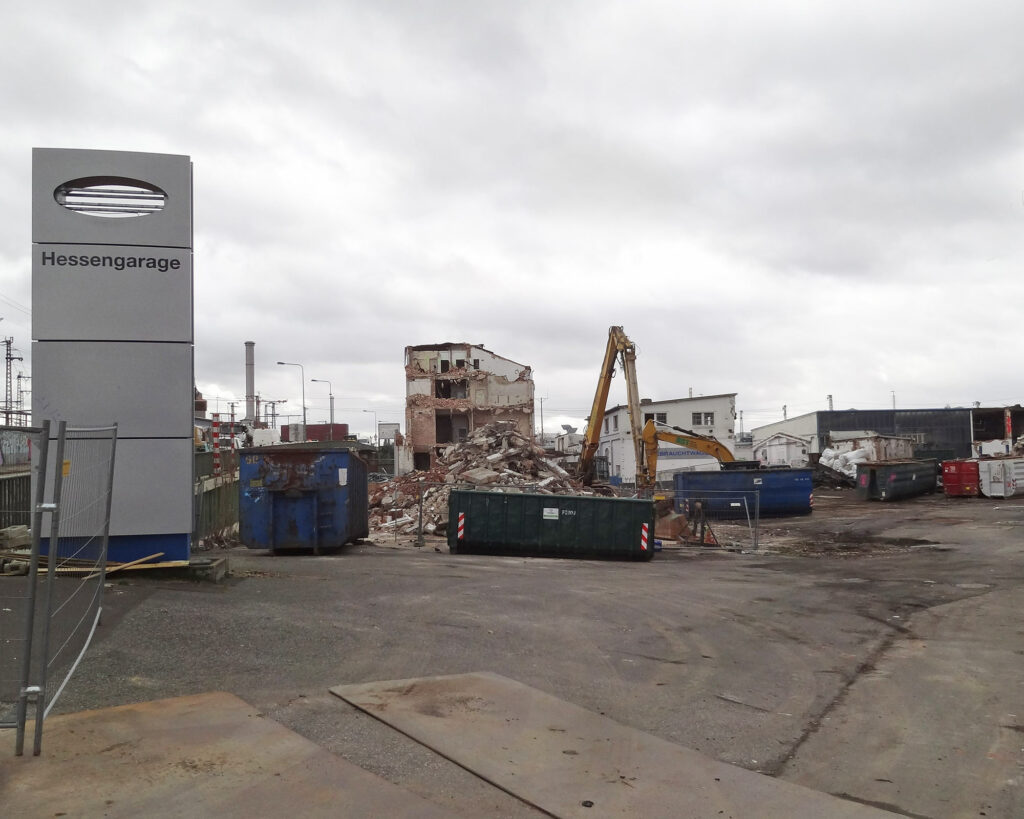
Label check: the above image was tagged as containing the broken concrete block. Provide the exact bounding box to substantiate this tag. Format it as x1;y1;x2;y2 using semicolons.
462;467;500;485
0;525;31;548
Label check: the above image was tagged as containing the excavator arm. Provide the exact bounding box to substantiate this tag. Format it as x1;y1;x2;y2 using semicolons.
577;326;644;486
639;419;735;489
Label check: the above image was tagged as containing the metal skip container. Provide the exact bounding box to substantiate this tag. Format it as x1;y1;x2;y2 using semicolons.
673;468;813;518
942;459;980;497
239;447;369;552
976;456;1024;498
447;490;656;561
856;460;938;501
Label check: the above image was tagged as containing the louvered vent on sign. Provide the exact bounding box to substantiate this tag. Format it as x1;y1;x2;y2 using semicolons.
54;176;166;218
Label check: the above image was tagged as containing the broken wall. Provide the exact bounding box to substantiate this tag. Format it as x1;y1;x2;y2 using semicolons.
401;343;534;473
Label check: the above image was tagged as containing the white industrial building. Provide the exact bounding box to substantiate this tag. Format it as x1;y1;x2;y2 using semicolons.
597;393;738;484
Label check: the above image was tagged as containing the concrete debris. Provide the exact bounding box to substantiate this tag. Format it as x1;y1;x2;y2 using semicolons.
0;525;31;549
368;421;597;536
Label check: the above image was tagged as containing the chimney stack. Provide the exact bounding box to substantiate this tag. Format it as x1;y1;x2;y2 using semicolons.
244;341;256;422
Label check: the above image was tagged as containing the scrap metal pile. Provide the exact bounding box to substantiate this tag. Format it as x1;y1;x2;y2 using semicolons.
369;421;592;536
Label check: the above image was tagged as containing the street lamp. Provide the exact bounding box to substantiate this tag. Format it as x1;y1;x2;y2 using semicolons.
362;409;378;447
277;361;306;442
311;378;334;440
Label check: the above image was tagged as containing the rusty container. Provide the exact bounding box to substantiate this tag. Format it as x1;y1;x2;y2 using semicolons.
239;446;368;552
942;459;979;497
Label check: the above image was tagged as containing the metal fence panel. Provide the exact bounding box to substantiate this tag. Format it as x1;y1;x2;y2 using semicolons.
33;424;118;754
0;422;118;756
660;488;761;551
0;424;48;751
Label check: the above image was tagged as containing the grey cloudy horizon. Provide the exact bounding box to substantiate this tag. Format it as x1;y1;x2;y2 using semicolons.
2;1;1022;439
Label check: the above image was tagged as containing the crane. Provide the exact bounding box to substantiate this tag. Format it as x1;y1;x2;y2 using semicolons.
577;326;737;490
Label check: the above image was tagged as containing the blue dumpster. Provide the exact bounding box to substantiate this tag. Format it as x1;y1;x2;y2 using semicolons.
673;468;814;517
239;447;369;552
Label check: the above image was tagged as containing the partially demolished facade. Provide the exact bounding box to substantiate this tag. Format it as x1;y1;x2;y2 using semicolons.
399;343;534;474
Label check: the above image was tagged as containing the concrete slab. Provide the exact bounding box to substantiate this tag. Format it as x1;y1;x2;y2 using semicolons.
330;671;896;819
0;691;451;818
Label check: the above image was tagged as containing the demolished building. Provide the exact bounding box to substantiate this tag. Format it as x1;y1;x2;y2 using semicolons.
398;343;534;474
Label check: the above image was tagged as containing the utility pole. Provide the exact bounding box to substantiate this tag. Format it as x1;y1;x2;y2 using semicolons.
264;400;285;429
827;394;833;411
4;337;23;425
228;401;239;447
16;374;30;425
783;404;787;420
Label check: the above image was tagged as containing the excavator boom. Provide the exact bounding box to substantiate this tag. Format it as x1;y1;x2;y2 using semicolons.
577;326;644;486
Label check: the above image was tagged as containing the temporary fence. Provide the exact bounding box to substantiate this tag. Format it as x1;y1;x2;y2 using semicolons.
0;421;118;756
0;424;46;746
638;487;761;552
193;445;239;545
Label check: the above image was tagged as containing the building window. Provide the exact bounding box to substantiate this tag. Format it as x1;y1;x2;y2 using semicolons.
692;412;714;426
613;415;619;431
644;412;667;424
604;418;609;433
691;412;702;426
440;359;450;373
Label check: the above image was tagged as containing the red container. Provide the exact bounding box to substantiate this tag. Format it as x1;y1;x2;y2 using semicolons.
942;459;979;497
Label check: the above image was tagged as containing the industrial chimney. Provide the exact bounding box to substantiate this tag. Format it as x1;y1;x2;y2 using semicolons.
244;341;256;422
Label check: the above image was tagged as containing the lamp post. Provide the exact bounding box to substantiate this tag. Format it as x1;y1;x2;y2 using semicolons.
277;361;306;442
362;409;378;447
311;378;334;440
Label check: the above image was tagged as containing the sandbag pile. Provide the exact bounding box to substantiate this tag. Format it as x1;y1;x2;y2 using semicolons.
369;421;588;535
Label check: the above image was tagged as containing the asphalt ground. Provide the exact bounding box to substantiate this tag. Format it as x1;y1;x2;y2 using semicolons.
15;489;1024;817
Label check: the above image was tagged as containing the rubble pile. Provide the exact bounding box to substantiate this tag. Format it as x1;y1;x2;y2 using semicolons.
369;421;588;536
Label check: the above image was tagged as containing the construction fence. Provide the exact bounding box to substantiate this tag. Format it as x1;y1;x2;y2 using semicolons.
0;422;118;756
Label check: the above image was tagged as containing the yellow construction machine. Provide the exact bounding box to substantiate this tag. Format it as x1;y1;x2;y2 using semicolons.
577;326;644;486
577;326;735;490
639;419;736;489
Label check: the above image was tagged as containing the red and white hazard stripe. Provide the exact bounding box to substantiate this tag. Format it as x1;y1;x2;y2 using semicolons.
457;511;466;540
640;522;649;552
211;413;221;476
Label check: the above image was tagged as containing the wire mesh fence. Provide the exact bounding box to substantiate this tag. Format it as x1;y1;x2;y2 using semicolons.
656;488;761;551
0;424;47;741
0;421;117;756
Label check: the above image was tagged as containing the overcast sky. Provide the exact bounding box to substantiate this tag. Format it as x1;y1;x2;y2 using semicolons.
2;1;1022;439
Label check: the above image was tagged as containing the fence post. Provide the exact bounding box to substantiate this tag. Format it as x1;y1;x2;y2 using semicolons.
14;421;50;756
32;420;68;755
753;489;760;552
415;484;425;548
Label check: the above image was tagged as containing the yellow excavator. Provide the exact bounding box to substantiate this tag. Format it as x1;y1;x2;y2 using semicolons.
577;326;735;490
639;419;735;489
577;326;644;487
